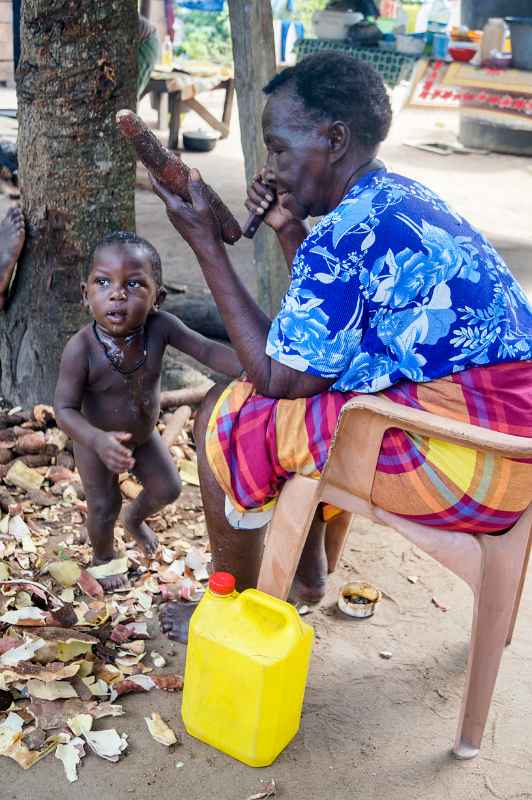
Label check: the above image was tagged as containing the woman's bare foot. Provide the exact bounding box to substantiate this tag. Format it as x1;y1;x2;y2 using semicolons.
0;206;25;310
122;506;159;558
91;556;129;593
290;515;328;604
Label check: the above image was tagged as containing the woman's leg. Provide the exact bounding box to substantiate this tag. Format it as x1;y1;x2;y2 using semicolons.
291;514;328;603
161;383;328;638
160;384;267;640
194;384;267;590
193;384;327;599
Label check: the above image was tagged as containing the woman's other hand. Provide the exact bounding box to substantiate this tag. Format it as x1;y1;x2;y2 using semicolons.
245;169;296;233
150;169;223;255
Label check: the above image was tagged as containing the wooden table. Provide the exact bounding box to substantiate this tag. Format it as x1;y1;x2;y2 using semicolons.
142;68;235;151
406;59;532;130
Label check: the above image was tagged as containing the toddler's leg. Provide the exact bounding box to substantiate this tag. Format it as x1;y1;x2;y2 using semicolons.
123;431;181;557
73;441;128;591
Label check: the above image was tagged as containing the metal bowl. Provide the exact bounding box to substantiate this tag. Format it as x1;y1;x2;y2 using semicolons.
182;130;218;152
337;581;382;619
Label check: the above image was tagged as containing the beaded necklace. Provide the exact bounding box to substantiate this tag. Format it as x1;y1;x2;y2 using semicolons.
92;321;148;375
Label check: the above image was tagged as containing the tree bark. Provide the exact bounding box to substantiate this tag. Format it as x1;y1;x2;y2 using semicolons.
227;0;288;317
0;0;137;405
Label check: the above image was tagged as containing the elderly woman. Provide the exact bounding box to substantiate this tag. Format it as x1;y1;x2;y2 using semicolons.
152;53;532;630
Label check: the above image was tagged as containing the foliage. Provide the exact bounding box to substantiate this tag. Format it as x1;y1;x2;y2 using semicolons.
174;1;329;65
175;8;233;64
295;0;329;35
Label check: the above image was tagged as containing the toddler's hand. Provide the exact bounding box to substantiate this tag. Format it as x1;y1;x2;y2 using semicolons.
95;431;135;473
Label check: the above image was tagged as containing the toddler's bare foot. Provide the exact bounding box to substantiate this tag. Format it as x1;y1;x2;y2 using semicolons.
91;556;129;592
122;506;159;558
0;207;25;310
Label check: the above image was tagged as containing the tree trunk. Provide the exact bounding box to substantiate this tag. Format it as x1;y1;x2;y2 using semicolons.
227;0;288;317
0;0;137;406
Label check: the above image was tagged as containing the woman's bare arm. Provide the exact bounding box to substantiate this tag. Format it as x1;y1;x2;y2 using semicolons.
151;173;334;399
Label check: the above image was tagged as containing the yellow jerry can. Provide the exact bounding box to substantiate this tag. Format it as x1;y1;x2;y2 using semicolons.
182;572;314;767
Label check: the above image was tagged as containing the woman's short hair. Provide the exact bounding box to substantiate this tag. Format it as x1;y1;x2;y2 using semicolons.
263;52;392;150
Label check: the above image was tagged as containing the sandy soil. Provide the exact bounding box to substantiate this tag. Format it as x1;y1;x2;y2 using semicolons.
1;86;532;800
3;515;532;800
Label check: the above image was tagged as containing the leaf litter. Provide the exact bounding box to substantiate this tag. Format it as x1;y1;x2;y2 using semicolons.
0;400;210;781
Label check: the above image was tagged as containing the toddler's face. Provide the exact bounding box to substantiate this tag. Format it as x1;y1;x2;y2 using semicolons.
83;244;159;336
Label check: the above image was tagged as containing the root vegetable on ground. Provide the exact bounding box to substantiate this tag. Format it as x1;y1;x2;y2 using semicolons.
160;381;213;411
161;405;191;448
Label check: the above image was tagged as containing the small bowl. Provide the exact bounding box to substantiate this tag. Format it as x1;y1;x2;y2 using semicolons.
448;44;477;62
182;130;218;152
337;581;382;619
483;52;512;69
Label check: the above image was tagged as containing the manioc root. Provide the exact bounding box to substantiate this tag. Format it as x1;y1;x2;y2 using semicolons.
0;447;12;465
161;405;191;447
0;454;53;481
56;451;75;470
160;381;213;411
116;109;242;245
14;432;47;455
0;410;31;428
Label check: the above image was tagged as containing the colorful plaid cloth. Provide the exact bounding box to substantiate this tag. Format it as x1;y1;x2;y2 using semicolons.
206;361;532;533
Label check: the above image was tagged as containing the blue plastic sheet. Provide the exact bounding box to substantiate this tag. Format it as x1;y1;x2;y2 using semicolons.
176;0;224;11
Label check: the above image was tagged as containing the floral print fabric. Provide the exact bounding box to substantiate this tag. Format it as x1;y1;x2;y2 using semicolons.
266;168;532;392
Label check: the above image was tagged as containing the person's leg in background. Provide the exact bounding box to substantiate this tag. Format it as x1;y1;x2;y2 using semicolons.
137;16;160;100
12;0;21;72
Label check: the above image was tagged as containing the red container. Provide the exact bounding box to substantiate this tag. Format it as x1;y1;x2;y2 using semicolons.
449;45;476;62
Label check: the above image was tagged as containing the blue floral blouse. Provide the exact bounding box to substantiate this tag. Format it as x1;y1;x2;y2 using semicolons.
266;167;532;392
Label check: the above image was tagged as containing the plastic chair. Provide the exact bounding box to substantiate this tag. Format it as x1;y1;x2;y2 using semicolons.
257;394;532;759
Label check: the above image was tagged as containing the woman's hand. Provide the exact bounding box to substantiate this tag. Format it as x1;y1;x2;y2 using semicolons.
150;169;223;255
245;169;297;233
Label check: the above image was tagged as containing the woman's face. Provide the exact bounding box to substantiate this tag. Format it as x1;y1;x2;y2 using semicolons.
262;89;336;219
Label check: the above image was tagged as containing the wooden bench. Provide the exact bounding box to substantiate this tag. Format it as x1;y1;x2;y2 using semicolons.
142;69;235;151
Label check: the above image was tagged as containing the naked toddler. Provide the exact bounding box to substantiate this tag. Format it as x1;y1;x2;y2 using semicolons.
54;231;242;590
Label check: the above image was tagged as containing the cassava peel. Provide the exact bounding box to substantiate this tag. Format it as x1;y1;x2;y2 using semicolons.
116;109;241;245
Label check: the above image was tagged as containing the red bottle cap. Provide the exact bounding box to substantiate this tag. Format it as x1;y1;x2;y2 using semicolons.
209;572;236;595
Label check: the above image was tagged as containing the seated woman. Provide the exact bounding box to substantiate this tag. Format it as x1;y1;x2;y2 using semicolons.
150;52;532;627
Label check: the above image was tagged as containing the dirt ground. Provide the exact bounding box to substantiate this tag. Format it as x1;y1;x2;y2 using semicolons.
1;87;532;799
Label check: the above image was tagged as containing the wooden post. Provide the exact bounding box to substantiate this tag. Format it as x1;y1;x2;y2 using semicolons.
227;0;288;317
